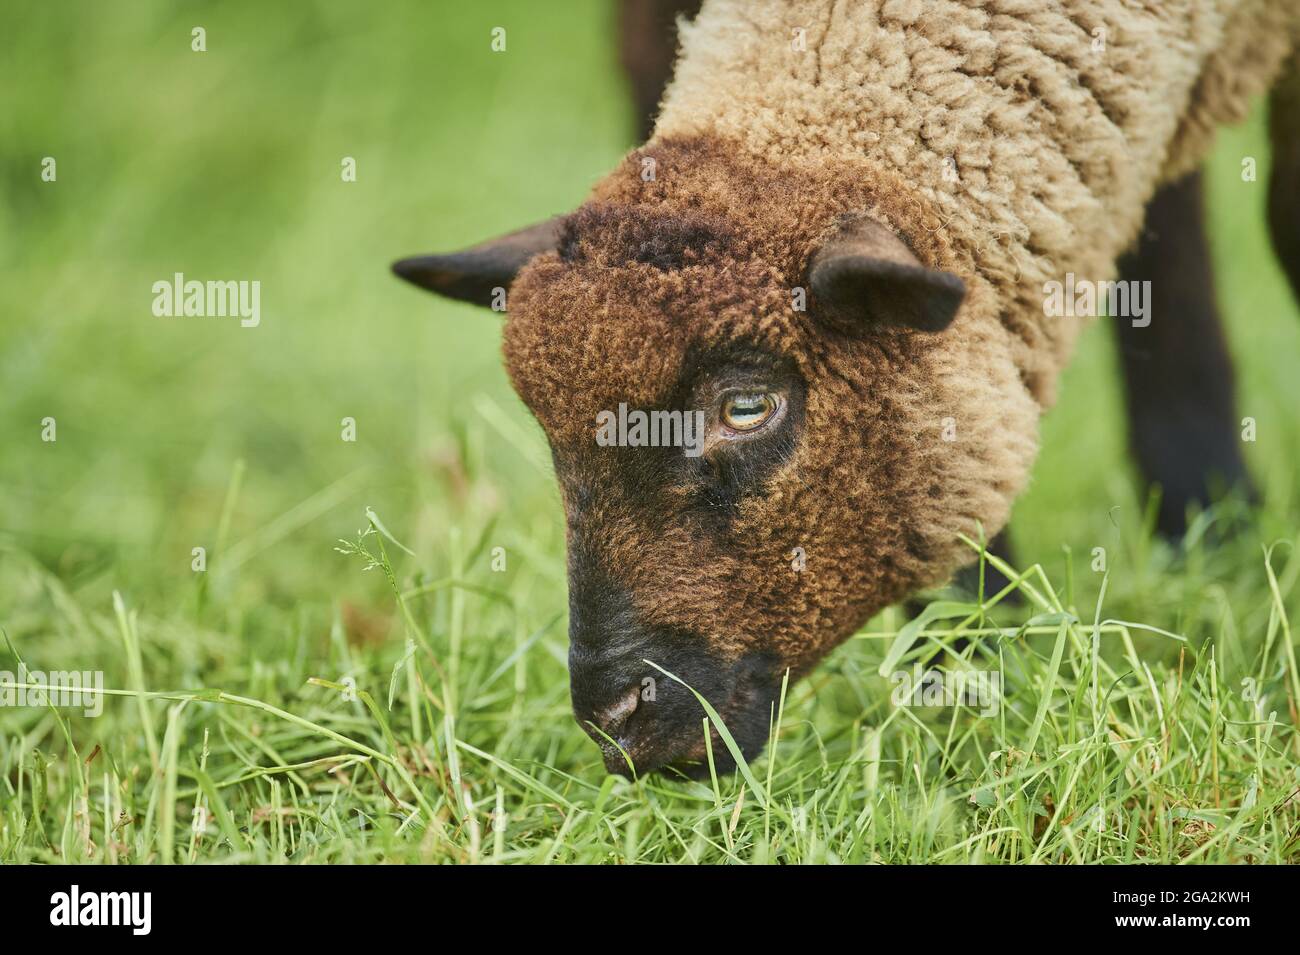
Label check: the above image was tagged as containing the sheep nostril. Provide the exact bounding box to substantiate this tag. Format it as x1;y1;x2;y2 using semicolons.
592;686;642;737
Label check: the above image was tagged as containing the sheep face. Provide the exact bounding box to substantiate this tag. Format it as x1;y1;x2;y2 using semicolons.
394;138;1038;776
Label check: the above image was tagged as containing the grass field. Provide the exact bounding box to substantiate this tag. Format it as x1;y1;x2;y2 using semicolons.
2;1;1299;864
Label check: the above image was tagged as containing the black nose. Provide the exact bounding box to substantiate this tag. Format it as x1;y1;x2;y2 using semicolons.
562;550;773;776
568;624;793;777
565;554;653;743
568;640;647;737
590;685;641;737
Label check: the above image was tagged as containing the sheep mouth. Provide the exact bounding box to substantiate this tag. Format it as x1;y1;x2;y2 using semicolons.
591;670;778;779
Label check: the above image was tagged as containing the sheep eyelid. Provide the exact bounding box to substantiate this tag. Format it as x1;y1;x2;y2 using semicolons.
715;391;786;438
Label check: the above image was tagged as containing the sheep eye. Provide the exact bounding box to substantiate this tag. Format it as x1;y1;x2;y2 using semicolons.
720;392;779;432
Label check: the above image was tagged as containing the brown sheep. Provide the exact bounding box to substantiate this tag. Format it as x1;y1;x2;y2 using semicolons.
394;0;1300;776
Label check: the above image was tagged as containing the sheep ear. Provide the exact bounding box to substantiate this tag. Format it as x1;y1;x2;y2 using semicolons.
391;217;563;307
808;217;965;333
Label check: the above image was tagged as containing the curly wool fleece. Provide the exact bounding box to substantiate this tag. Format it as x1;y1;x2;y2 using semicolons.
655;0;1300;405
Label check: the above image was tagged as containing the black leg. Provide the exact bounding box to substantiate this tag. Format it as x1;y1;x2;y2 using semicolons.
905;529;1017;625
952;529;1018;602
1114;170;1251;539
1269;56;1300;306
619;0;702;143
898;530;1017;665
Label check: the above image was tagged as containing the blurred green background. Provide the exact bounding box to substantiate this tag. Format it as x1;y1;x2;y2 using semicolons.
2;0;1298;667
1;1;630;607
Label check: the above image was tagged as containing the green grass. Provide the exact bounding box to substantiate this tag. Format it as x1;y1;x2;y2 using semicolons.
2;1;1299;864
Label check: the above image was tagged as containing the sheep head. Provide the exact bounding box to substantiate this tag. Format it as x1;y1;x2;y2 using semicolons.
393;138;1038;777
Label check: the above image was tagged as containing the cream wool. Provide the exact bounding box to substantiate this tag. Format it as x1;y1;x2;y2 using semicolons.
657;0;1300;403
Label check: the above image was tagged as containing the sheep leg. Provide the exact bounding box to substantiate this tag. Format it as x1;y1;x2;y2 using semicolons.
952;530;1017;602
619;0;703;143
905;529;1018;628
895;530;1017;666
1268;55;1300;306
1114;170;1251;539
